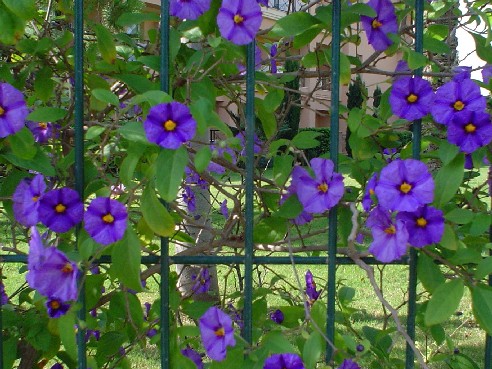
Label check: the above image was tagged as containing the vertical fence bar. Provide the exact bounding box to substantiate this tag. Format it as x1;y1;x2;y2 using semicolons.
326;0;341;362
160;1;170;368
243;41;256;345
74;0;86;367
405;1;424;368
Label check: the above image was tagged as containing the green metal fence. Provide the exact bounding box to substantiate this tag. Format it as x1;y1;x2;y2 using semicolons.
0;1;491;369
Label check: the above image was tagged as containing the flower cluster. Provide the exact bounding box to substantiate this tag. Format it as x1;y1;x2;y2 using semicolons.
363;159;444;262
27;227;78;317
13;175;128;245
390;67;492;155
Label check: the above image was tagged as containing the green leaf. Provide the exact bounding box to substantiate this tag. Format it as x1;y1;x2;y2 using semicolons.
111;227;142;292
276;195;302;220
347;3;376;17
303;331;323;369
34;66;54;102
433;153;465;207
2;150;56;176
155;146;188;202
475;256;492;280
256;99;277;139
96;331;127;364
406;50;428;70
292;130;322;149
189;98;232;138
253;217;288;244
131;90;172;106
271;12;322;37
273;155;294;186
194;146;212;173
27;107;67;122
425;24;448;41
425;279;464;326
141;185;175;237
445;208;475;224
469;213;491;236
57;312;77;360
86;126;106;140
0;5;25;45
118;121;149;145
91;88;120;106
472;284;492;335
94;24;116;64
423;35;450;54
439;224;457;250
3;0;36;20
8;127;36;160
116;12;160;27
417;253;445;294
472;33;492;64
261;331;296;353
116;74;159;94
263;89;285;113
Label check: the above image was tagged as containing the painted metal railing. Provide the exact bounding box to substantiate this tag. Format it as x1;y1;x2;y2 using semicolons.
0;1;491;369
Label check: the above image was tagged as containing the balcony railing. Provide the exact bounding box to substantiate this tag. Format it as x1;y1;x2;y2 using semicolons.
268;0;303;12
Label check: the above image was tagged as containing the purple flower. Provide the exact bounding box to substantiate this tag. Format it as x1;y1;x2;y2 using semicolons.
360;0;398;51
50;364;64;369
270;309;284;324
84;197;128;245
431;78;487;125
394;60;410;80
338;359;361;369
191;268;211;294
170;0;211;20
226;303;244;329
464;154;474;170
220;199;229;219
0;82;29;138
367;207;409;263
396;205;444;247
27;121;59;143
257;0;268;5
198;306;236;361
185;167;209;189
292;158;345;213
263;353;305;369
182;186;196;213
85;329;101;342
270;43;278;73
38;188;84;233
447;110;492;154
181;347;204;369
482;64;492;84
282;171;314;225
389;76;434;121
305;270;321;304
217;0;263;46
46;298;71;318
26;227;78;301
13;174;46;227
0;280;9;305
235;131;262;155
375;159;434;212
146;329;157;338
362;173;378;212
144;101;197;149
453;66;472;82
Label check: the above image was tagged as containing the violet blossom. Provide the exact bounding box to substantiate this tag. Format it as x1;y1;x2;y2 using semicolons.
270;309;284;324
46;298;71;318
305;270;321;304
0;82;29;138
181;347;204;369
191;267;211;294
38;188;84;233
12;174;46;227
374;159;434;212
396;205;444;247
144;101;197;149
182;186;196;213
338;359;361;369
362;172;378;212
263;353;305;369
217;0;263;46
27;121;59;143
447;110;492;154
360;0;398;51
84;197;128;245
198;306;236;361
170;0;211;20
389;76;434;121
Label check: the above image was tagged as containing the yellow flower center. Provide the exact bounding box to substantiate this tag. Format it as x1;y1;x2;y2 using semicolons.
453;100;465;111
32;196;39;202
200;278;206;285
371;19;382;29
317;183;328;193
384;225;396;234
50;300;60;309
55;203;66;213
369;189;375;195
102;213;114;224
163;119;177;131
407;94;418;103
214;327;225;337
400;182;412;194
38;122;48;129
61;263;73;273
234;14;244;24
416;217;427;227
0;106;5;116
465;123;476;133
